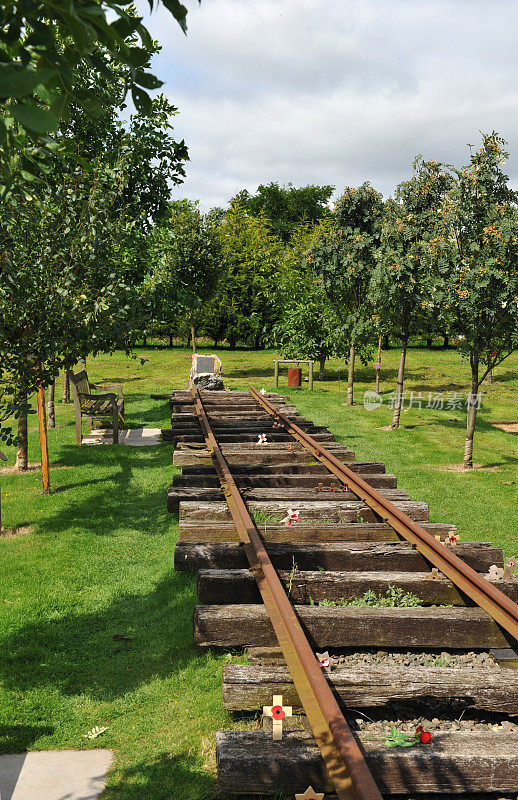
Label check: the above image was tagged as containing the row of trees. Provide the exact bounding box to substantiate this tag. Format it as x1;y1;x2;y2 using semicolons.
143;135;517;469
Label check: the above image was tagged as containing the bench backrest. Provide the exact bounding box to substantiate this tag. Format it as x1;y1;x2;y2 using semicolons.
70;370;91;402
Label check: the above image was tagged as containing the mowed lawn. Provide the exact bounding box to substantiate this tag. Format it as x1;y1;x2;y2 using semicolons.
0;344;516;799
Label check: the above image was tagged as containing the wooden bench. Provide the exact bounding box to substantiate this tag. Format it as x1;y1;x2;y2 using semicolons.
70;370;125;445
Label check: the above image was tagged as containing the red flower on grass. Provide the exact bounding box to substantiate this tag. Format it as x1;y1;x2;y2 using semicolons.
271;705;285;720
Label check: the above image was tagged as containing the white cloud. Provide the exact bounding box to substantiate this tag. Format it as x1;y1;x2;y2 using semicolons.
141;0;518;209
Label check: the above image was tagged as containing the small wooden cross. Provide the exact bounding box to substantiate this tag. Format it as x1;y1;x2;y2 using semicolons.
263;694;292;740
426;568;440;581
295;787;324;800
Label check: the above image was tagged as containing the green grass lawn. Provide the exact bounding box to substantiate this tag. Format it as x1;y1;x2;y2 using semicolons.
0;344;516;799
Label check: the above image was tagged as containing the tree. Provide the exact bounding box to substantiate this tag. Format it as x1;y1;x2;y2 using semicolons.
272;218;346;376
0;0;193;135
203;203;287;349
371;159;453;428
234;182;334;243
310;183;384;404
147;200;220;351
428;133;518;468
0;4;193;201
0;157;141;451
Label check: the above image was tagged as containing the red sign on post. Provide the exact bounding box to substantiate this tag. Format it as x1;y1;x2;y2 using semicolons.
373;361;381;370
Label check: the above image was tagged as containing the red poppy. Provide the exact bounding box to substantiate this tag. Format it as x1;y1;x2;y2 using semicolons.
419;731;432;744
271;705;285;720
342;484;348;492
415;725;424;733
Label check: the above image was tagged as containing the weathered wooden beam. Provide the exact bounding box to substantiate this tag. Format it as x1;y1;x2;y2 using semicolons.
177;499;428;522
178;520;455;544
194;604;510;649
172;473;397;490
170;421;330;432
175;541;497;573
167;486;409;512
179;461;385;475
171;407;299;421
171;432;336;445
222;663;518;714
173;448;356;467
216;730;518;794
196;568;518;606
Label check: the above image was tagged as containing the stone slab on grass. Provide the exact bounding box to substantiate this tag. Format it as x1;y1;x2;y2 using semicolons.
82;428;163;446
0;749;113;800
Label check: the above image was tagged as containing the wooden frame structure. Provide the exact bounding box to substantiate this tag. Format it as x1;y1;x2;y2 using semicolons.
273;359;314;391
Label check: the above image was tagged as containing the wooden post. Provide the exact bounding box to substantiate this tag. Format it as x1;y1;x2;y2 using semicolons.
309;360;314;391
274;361;279;388
0;449;7;532
37;379;50;494
375;334;382;394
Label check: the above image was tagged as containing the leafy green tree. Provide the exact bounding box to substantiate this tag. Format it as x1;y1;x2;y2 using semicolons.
0;157;141;449
309;183;384;404
371;159;453;428
0;0;192;133
0;4;192;200
271;218;346;377
203;203;286;348
234;182;334;243
147;200;220;351
428;133;518;468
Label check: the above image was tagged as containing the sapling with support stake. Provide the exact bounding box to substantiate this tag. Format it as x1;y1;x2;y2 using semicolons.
427;133;518;468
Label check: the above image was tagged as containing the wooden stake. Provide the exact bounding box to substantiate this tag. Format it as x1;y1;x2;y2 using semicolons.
0;449;7;532
37;379;50;494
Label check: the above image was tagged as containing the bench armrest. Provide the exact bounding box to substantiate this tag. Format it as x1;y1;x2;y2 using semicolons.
79;392;117;403
90;384;124;401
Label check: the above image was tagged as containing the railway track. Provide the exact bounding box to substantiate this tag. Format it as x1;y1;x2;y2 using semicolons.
166;388;518;798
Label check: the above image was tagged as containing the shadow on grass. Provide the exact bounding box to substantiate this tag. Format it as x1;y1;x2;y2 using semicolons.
102;750;218;800
0;724;54;752
0;572;197;706
38;441;176;538
103;749;294;800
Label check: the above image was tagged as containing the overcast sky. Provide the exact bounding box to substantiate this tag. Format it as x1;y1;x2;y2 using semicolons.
142;0;518;211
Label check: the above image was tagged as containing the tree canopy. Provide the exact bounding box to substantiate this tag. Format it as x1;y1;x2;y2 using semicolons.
234;181;334;242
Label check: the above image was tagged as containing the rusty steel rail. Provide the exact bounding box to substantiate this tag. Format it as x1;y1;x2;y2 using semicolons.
191;387;382;800
249;385;518;642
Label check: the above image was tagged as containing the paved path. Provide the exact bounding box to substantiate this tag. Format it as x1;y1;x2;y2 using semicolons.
0;749;113;800
82;428;163;446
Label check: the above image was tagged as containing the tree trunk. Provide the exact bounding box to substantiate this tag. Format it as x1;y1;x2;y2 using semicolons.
463;356;479;470
390;334;408;430
346;343;355;405
169;333;173;348
62;369;70;404
426;337;432;349
383;335;390;349
375;369;380;395
442;334;449;349
318;355;326;380
229;337;236;350
15;396;28;471
143;335;147;347
191;325;197;355
47;380;55;428
36;381;50;494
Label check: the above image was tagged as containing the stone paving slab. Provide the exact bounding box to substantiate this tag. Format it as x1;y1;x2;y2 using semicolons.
0;749;113;800
82;428;163;446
